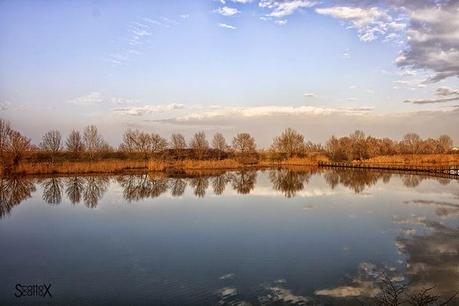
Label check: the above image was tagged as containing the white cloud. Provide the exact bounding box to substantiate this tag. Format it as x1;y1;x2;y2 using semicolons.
0;101;10;111
67;92;134;106
152;105;459;146
174;105;372;121
68;92;104;105
229;0;252;3
393;79;427;89
396;1;459;82
304;92;317;98
214;6;240;16
315;6;405;42
437;86;459;96
218;23;237;30
275;19;288;26
261;0;317;18
113;104;184;116
404;96;459;105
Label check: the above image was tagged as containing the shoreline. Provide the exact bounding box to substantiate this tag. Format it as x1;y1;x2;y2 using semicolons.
1;154;458;177
2;156;326;177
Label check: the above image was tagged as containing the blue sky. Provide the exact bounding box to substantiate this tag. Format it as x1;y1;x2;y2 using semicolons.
0;0;458;145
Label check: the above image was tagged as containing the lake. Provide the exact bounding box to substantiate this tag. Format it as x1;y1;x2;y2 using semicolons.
0;168;458;305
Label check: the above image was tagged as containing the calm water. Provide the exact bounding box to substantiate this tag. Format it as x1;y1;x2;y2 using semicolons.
0;169;458;305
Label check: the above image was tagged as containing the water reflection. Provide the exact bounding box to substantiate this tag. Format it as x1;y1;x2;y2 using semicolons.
211;175;229;195
229;170;256;195
117;174;168;201
65;176;84;204
41;178;64;205
1;169;458;214
190;177;209;198
38;176;109;208
323;169;390;193
169;178;186;197
269;169;311;198
83;176;109;208
0;169;458;305
397;221;459;299
323;168;454;193
0;177;36;218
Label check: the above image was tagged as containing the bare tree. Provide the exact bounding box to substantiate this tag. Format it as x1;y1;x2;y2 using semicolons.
0;119;32;171
150;134;168;154
0;119;12;167
271;128;305;158
66;130;84;156
232;132;256;154
190;131;209;159
120;129;152;158
83;125;105;159
438;135;453;153
40;130;62;162
170;134;186;150
212;133;228;151
120;129;139;153
401;133;421;154
8;131;31;165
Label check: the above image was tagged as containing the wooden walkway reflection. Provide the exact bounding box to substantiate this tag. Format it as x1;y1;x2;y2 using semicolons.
318;161;459;179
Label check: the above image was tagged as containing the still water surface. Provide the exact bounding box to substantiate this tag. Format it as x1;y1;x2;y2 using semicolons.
0;169;458;305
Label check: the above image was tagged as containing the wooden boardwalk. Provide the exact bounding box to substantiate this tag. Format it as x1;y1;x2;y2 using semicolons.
318;161;459;177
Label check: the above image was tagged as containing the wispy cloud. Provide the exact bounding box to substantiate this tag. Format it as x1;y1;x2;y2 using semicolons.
274;19;288;26
173;105;373;121
315;6;406;42
261;0;317;18
108;15;183;66
67;92;133;106
436;86;459;96
396;1;459;82
218;23;237;30
228;0;252;3
404;86;459;104
303;92;317;98
404;96;459;105
214;6;240;16
113;104;184;116
0;101;10;111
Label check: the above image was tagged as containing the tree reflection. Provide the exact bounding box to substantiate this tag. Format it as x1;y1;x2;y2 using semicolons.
211;174;229;195
41;177;64;205
323;169;388;193
170;178;186;197
401;174;423;188
230;171;257;194
0;177;36;218
190;177;209;198
82;176;109;208
65;176;84;204
117;174;168;201
269;169;311;198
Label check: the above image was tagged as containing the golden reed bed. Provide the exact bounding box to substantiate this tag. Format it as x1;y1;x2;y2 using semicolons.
4;156;325;176
3;154;457;176
360;154;459;166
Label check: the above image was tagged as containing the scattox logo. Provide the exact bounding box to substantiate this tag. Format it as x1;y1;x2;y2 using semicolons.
15;283;52;298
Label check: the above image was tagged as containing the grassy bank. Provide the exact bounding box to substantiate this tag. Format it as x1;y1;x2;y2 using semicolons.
3;154;458;176
5;156;328;176
360;154;459;166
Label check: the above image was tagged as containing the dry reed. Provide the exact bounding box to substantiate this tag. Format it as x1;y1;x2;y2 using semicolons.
361;154;459;166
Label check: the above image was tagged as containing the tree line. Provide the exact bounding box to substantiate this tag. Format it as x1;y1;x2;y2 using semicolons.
0;118;456;172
